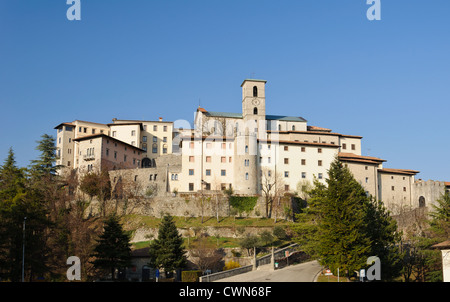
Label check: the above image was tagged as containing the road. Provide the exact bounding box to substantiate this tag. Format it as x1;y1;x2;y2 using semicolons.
215;260;322;282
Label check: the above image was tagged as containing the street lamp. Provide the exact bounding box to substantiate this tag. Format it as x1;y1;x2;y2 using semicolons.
22;216;26;282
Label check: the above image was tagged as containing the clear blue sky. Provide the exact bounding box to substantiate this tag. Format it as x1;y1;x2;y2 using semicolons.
0;0;449;182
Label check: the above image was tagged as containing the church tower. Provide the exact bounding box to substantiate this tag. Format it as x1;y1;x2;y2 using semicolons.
241;79;266;130
233;79;267;195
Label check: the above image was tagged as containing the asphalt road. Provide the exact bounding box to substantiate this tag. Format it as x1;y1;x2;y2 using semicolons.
215;260;322;282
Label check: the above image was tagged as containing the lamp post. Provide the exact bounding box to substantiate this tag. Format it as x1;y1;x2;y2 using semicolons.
22;216;26;282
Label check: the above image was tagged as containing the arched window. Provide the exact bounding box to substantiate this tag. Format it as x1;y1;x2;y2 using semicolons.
278;124;282;131
292;125;295;131
253;107;258;115
245;145;249;153
253;86;258;97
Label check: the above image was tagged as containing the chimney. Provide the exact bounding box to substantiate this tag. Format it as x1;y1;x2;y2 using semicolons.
159;117;163;122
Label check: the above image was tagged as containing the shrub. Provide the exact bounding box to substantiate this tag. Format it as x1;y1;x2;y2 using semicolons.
223;260;241;271
181;270;202;282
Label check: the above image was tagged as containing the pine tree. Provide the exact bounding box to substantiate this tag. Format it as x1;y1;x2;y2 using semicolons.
148;214;187;276
91;215;131;280
293;157;402;280
429;191;450;240
317;159;372;275
30;134;60;176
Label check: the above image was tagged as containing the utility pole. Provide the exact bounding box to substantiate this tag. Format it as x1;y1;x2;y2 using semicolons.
22;216;26;282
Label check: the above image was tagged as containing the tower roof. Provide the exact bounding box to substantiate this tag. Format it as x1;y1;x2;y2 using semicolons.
241;79;267;87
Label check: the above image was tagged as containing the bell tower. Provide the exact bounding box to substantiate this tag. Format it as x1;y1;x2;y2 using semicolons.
241;79;266;125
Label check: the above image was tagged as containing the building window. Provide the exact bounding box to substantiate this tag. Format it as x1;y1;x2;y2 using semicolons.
284;158;289;164
152;144;157;153
189;183;194;191
189;169;194;176
391;186;395;191
163;137;167;142
301;159;306;165
284;146;288;151
206;143;212;149
284;171;289;178
143;136;147;142
153;136;157;143
318;160;322;166
365;166;368;170
229;157;232;163
244;159;249;166
301;147;306;152
245;173;249;180
221;170;226;176
131;130;136;136
189;156;195;162
106;148;109;156
205;183;211;190
301;172;306;179
112;131;116;137
190;142;194;149
351;144;356;150
124;155;127;162
114;151;117;159
221;157;226;163
403;187;407;192
253;107;258;115
245;145;249;153
253;86;258;97
206;169;211;176
318;173;323;179
285;185;290;191
365;177;369;183
92;129;96;134
206;156;211;163
318;148;322;153
153;125;157;131
268;157;271;163
163;125;167;132
292;125;295;131
342;143;346;150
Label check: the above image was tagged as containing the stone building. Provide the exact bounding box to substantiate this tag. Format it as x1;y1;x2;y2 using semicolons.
54;78;447;215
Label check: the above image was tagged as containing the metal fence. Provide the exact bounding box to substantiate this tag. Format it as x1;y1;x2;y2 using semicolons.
199;243;299;282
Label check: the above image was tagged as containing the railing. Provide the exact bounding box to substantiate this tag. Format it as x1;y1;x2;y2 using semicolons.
83;154;95;161
199;243;299;282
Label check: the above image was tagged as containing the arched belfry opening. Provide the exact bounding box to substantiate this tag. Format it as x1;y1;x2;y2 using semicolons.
253;107;258;115
253;86;258;97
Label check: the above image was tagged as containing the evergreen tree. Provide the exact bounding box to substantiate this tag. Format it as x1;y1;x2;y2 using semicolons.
316;159;372;276
91;215;131;280
148;214;187;276
429;191;450;240
30;134;60;176
293;157;402;280
0;148;50;281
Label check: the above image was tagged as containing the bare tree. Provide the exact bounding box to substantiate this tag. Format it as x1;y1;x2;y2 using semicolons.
260;168;285;219
188;235;224;273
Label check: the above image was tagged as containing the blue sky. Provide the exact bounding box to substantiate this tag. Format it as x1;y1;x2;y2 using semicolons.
0;0;449;182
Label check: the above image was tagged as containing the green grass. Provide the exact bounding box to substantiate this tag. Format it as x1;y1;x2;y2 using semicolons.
123;214;291;230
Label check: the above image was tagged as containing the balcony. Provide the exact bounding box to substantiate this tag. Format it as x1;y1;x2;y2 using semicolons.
83;154;95;161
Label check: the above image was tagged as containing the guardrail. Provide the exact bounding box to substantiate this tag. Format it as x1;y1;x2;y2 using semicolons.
199;243;299;282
